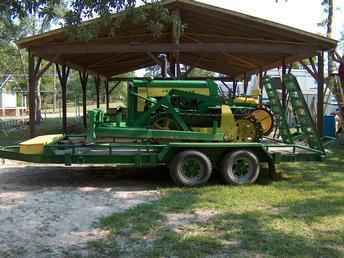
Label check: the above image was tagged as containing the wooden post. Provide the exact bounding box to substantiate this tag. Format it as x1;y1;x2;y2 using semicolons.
259;70;263;104
28;50;36;137
317;51;324;136
105;80;109;111
94;75;100;108
79;71;88;128
244;73;249;95
169;61;176;78
171;8;181;79
160;54;167;78
56;64;70;133
233;80;238;97
176;63;182;79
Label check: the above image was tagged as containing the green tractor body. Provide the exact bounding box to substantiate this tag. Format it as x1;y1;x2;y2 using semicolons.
88;79;269;143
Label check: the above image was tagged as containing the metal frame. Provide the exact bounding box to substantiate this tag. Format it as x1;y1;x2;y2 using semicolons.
0;141;324;167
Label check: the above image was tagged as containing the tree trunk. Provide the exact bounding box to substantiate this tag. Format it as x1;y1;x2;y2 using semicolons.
53;65;57;113
35;77;42;123
327;0;335;75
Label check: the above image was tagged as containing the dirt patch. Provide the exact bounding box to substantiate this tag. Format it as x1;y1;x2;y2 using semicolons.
165;209;219;233
0;163;164;258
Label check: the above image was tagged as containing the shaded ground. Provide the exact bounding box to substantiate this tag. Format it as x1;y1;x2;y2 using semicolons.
0;165;170;258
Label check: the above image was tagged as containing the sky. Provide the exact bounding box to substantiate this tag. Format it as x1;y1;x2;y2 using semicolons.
197;0;344;41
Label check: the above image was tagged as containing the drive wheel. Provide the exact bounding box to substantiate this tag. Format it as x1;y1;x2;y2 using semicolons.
221;150;260;185
250;107;274;136
170;150;212;187
236;117;262;142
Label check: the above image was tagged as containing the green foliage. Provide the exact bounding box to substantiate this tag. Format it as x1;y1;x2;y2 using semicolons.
1;0;173;41
318;0;332;29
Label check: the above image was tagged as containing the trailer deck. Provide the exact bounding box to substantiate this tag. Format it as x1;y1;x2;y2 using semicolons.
0;136;324;166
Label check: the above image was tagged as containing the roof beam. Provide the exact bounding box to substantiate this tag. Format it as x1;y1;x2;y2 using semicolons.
32;42;313;55
108;76;233;82
184;32;310;45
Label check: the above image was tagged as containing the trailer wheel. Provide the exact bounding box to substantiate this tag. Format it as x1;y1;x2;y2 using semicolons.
170;150;212;187
221;150;260;185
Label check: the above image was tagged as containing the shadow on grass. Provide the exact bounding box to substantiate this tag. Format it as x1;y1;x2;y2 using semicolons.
272;143;344;193
211;210;343;258
90;188;344;257
87;144;344;257
275;194;344;223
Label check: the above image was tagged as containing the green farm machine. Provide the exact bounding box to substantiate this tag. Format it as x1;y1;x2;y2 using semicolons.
89;79;273;144
0;75;326;186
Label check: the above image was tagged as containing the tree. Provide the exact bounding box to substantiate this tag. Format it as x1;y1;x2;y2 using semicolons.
318;0;335;75
0;0;172;40
276;0;336;75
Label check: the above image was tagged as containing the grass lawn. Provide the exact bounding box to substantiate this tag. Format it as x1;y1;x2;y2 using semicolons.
87;144;344;258
0;117;84;145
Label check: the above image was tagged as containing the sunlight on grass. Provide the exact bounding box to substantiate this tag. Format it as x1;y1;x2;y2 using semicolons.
88;144;344;257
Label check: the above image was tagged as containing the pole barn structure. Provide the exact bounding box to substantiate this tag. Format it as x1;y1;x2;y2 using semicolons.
16;0;337;137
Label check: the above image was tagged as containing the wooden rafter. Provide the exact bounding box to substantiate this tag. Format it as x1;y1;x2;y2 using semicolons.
32;42;314;55
184;32;313;46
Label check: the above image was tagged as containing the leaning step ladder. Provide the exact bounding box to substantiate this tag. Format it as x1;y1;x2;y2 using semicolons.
283;74;324;153
262;76;294;144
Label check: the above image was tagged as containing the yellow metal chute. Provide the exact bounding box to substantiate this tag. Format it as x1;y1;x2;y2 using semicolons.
20;134;64;154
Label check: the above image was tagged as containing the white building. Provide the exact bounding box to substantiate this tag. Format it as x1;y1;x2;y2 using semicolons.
0;75;27;117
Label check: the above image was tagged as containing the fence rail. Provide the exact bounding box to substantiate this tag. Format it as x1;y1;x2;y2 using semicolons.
0;118;28;134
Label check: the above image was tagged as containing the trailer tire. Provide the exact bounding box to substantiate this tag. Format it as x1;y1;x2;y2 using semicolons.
221;150;260;185
170;150;212;187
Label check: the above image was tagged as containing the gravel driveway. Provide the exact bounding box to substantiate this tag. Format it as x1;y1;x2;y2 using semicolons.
0;162;167;258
